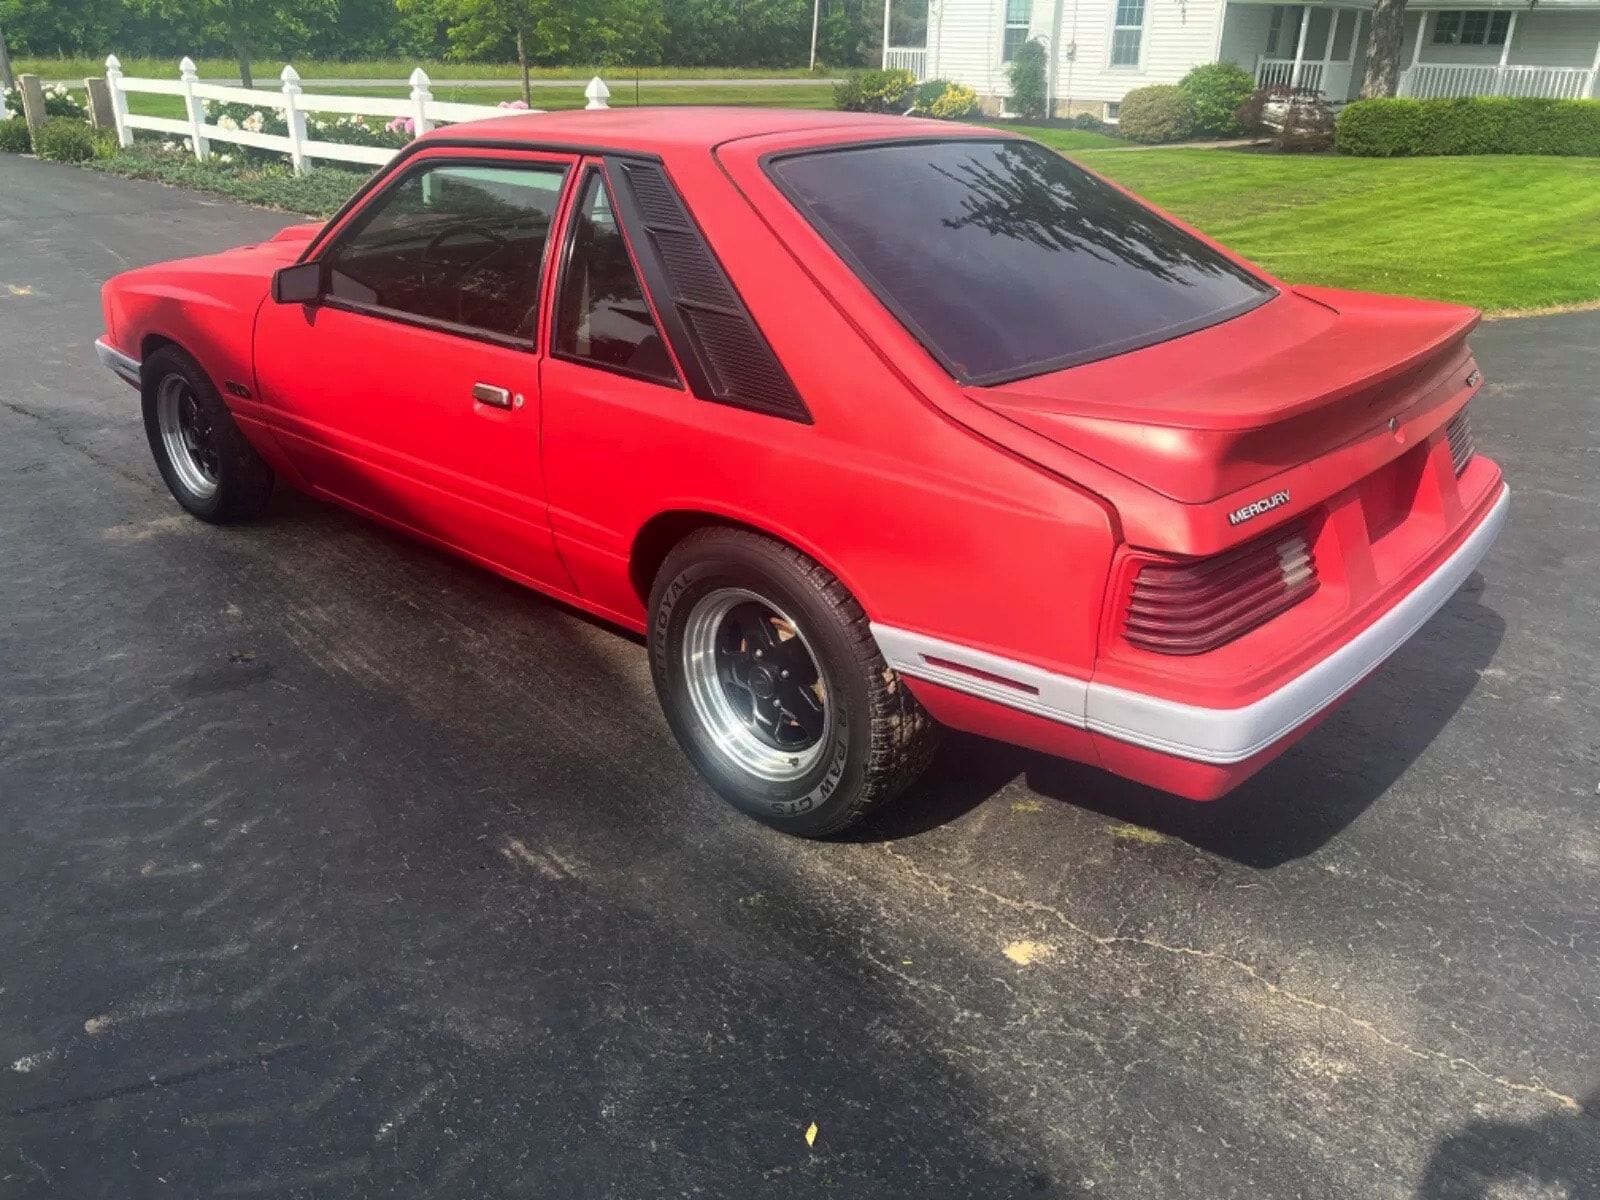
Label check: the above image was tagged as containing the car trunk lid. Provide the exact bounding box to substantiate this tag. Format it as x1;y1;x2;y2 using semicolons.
966;286;1479;506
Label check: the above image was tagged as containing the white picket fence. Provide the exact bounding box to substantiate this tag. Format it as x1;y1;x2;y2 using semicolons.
104;55;614;172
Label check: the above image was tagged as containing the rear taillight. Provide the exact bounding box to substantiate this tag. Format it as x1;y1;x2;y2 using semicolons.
1446;408;1475;476
1124;523;1318;655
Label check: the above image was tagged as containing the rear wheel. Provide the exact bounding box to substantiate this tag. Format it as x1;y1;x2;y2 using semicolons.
649;528;939;837
142;345;274;524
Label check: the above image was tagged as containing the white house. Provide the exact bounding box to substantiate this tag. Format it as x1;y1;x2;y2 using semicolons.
885;0;1600;120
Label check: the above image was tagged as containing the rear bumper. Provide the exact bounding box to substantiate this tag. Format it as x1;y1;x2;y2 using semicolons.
875;482;1509;787
96;338;141;388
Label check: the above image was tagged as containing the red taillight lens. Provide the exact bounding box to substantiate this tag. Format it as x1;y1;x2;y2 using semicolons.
1124;523;1318;655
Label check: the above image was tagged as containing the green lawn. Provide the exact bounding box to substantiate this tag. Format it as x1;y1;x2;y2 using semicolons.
985;123;1125;152
1075;147;1600;314
16;56;819;82
124;82;836;120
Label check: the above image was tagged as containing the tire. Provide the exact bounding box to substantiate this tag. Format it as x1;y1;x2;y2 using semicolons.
649;528;939;837
141;345;274;524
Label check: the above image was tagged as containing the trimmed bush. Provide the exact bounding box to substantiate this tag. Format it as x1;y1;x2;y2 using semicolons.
1177;62;1256;137
0;116;30;154
32;118;98;164
1007;41;1048;119
1117;85;1197;144
913;79;979;119
833;68;916;113
1337;97;1600;157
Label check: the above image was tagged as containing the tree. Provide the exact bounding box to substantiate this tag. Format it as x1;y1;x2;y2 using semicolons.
128;0;336;88
1360;0;1408;98
0;24;13;89
409;0;568;104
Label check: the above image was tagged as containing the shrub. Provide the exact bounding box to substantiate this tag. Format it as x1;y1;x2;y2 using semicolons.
1177;62;1256;136
1117;85;1197;144
33;117;98;163
928;83;979;120
1235;85;1335;151
93;146;366;216
1007;40;1048;120
1278;93;1336;151
1337;96;1600;157
0;116;30;154
912;79;979;120
832;68;916;113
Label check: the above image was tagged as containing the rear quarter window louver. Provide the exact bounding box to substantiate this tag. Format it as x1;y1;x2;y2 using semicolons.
612;159;810;424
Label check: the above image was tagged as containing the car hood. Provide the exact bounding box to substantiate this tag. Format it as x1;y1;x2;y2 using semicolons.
965;286;1479;504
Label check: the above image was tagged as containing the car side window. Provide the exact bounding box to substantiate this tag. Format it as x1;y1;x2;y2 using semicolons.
554;171;679;387
322;162;567;343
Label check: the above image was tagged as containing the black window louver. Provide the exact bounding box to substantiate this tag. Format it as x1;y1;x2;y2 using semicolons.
612;159;811;424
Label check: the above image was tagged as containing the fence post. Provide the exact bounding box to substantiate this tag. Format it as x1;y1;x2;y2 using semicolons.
179;57;208;160
84;75;115;130
409;68;433;137
16;73;45;139
584;76;610;110
104;55;132;148
280;64;308;173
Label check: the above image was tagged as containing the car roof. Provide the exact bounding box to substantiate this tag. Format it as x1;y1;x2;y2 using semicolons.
421;106;1001;155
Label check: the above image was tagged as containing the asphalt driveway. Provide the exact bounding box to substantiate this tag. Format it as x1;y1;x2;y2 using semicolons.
1;155;1596;1199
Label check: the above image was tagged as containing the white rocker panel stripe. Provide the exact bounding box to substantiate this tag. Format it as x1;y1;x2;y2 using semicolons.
873;484;1509;766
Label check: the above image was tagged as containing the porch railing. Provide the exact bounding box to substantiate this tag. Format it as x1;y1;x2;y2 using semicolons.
883;47;928;80
1399;63;1598;100
1255;58;1323;93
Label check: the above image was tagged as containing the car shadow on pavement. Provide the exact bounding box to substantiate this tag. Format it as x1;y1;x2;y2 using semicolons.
1413;1087;1600;1198
853;580;1505;868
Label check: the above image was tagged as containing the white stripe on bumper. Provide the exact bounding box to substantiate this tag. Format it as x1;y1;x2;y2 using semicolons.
95;338;141;388
873;483;1510;765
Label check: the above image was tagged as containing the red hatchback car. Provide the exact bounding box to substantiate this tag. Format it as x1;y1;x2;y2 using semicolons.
96;109;1507;836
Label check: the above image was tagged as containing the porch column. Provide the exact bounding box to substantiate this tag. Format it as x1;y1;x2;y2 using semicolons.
1291;4;1312;87
1496;8;1517;91
1411;12;1426;67
1590;27;1600;99
1322;9;1341;81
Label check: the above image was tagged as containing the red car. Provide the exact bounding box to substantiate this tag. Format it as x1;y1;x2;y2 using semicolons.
96;109;1508;837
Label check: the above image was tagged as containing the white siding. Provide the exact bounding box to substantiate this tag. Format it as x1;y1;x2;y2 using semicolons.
1056;0;1229;106
927;0;1012;96
1404;8;1600;68
1509;10;1600;68
1218;3;1275;70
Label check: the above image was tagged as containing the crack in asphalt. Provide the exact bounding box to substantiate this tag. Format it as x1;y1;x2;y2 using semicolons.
9;1042;314;1117
0;397;156;491
877;844;1583;1113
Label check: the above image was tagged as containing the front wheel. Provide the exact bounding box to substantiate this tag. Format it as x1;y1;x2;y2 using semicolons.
649;528;939;837
141;345;274;524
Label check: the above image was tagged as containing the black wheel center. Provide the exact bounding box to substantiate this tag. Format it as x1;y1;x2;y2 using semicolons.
748;666;778;698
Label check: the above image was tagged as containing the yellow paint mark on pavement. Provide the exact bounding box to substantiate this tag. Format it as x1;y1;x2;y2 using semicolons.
1109;823;1171;846
1002;940;1054;966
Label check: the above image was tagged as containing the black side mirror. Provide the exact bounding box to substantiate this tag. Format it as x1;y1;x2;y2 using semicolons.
272;261;324;305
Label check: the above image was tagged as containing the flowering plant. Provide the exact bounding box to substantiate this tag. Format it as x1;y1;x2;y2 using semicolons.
3;83;89;120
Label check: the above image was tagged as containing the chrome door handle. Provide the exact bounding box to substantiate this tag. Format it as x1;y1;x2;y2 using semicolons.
473;382;512;409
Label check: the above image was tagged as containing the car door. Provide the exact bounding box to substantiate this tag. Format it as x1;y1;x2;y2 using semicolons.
254;148;578;591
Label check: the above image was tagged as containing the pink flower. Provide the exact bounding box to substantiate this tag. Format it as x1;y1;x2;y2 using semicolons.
385;115;416;135
498;99;530;110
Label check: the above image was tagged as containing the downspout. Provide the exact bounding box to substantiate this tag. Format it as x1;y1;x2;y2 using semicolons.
1047;0;1067;117
1062;0;1081;114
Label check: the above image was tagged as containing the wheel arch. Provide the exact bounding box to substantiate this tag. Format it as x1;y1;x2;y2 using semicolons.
628;508;879;622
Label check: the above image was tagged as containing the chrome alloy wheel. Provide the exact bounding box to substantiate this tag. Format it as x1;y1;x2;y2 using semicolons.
155;373;221;500
681;587;831;782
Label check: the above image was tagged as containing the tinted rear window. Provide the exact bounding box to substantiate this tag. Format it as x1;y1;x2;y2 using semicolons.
769;139;1273;384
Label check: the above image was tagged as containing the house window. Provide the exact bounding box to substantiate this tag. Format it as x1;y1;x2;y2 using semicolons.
1002;0;1032;62
1110;0;1146;66
1105;101;1121;121
1431;10;1511;45
1266;6;1285;54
